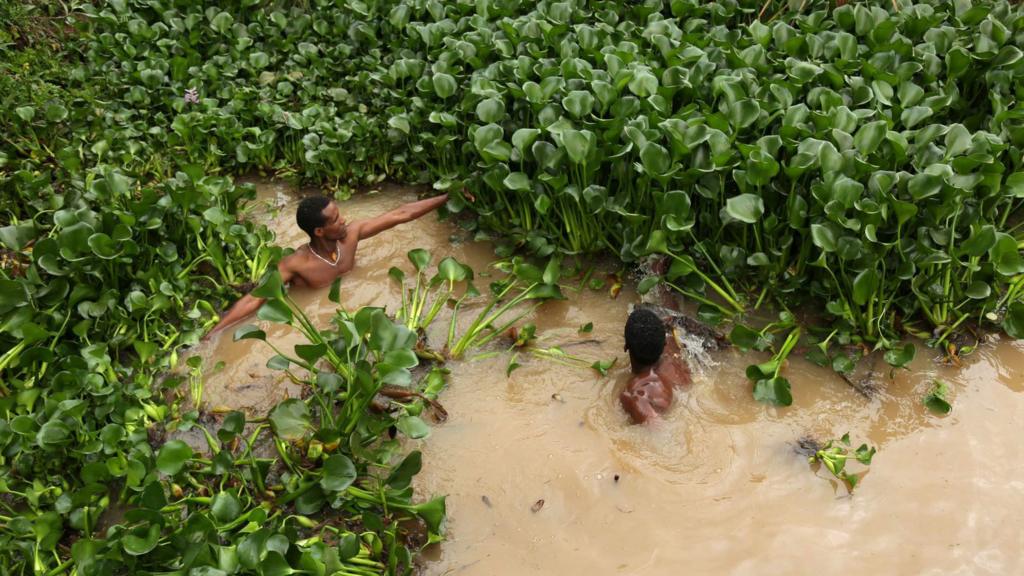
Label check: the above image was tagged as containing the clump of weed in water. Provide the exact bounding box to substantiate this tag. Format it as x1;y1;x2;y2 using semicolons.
808;433;877;493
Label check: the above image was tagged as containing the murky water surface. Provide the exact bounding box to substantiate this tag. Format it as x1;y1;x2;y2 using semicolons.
198;182;1024;575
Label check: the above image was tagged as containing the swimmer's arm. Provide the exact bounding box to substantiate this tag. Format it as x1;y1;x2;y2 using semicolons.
356;193;449;240
204;260;296;340
620;389;659;425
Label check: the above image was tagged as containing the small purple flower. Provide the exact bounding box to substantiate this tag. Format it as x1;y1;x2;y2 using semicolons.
184;88;199;104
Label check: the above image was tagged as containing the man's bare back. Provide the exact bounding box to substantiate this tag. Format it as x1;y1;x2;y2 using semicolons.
620;328;691;423
205;192;448;338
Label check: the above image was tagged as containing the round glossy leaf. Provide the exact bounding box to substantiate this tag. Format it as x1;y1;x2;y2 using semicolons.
437;256;468;284
407;248;430;271
320;454;357;492
729;324;761;351
729;99;760;130
45;103;69;122
534;193;551;214
853;120;887;155
745;149;779;185
37;420;71;447
725;194;764;224
965;281;991;300
396;415;430;439
753;377;792;406
900;106;932;128
433;73;457;98
1005;172;1024;198
261;551;301;576
252;271;285;299
15;106;35;122
990;233;1024;276
503;172;531;192
628;69;658;97
87;233;121;259
811;224;838;252
218;411;245;442
562;90;594;119
945;47;971;78
883;342;916;369
945;124;972;157
563;129;593;165
139;69;163;87
267;355;290;370
156;440;193;475
409;496;446;535
122;524;161;556
961;225;996;257
637;275;661;294
512;128;540;154
257;299;293;324
209;11;234;34
472;123;503;153
851;268;878;306
211;492;242;523
639;142;671;177
269;399;311;441
249;52;270;69
386;450;422;489
476;97;504;123
1003;302;1024;339
233;324;267;342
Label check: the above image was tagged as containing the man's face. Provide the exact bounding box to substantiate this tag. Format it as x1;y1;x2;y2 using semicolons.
316;201;349;241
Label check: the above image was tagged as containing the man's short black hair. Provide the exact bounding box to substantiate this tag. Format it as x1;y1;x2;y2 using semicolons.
296;195;332;238
625;308;665;367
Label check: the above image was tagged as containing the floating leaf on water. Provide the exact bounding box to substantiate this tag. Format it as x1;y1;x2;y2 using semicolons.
883;342;915;369
591;357;616;376
752;377;793;406
924;380;953;415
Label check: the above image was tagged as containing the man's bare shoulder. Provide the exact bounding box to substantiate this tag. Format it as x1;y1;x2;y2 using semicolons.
279;247;309;269
656;353;691;387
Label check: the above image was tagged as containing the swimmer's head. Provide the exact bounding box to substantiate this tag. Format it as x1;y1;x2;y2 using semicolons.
297;195;349;241
625;308;665;369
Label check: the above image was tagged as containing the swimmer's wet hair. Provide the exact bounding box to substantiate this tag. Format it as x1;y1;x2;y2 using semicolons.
296;195;332;238
625;308;665;366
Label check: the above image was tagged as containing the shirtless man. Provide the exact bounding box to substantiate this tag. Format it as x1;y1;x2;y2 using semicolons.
620;308;691;424
205;192;449;338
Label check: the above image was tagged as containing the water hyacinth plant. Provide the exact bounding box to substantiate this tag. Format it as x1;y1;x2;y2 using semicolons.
2;0;1024;572
54;0;1022;352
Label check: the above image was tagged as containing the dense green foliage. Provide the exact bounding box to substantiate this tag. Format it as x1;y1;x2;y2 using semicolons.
44;0;1023;349
2;0;1024;572
0;3;443;574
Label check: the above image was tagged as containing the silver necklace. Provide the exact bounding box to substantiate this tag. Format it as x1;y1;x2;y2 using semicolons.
308;240;341;266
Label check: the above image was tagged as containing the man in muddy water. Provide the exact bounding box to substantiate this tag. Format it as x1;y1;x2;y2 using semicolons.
205;192;449;339
620;308;691;424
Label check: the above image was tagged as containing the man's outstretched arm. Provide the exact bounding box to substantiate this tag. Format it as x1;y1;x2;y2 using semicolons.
357;193;449;240
204;260;295;340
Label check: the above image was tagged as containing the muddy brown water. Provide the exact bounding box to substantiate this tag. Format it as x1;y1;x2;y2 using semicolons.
193;181;1024;575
